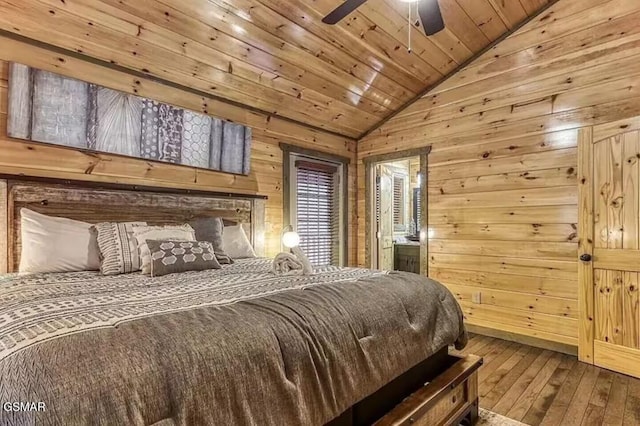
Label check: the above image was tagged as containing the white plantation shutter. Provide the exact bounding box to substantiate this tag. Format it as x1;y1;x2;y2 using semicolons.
375;176;381;228
295;159;340;266
414;187;422;233
393;176;405;226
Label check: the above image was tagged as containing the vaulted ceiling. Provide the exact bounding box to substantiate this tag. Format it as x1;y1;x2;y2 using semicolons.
0;0;552;138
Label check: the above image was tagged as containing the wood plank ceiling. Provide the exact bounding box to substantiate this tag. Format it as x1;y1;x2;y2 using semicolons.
0;0;551;138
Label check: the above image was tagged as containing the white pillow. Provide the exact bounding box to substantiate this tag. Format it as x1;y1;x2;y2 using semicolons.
19;208;101;274
133;224;196;275
222;225;256;259
94;221;147;275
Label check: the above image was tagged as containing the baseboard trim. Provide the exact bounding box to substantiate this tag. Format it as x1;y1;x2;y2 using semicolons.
466;324;578;356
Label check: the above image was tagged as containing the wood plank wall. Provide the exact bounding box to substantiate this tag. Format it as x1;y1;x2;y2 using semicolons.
0;36;358;261
358;0;640;347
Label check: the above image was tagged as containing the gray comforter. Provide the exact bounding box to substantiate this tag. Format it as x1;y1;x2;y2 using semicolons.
0;259;466;426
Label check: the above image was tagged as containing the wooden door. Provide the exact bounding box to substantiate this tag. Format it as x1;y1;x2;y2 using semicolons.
378;165;394;270
579;122;640;378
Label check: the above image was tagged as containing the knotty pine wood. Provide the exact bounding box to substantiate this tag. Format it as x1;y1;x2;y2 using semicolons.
0;0;550;137
577;127;595;364
581;123;640;376
0;41;358;262
455;333;640;426
358;0;640;348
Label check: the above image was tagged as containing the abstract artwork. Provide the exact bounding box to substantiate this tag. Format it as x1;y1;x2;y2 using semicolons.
7;63;252;175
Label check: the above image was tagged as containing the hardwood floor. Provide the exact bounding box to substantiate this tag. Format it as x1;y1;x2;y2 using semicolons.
454;334;640;425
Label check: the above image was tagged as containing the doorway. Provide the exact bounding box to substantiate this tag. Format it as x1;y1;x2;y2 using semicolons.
364;148;429;274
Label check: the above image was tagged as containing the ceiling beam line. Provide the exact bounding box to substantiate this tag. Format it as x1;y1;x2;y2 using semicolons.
0;29;357;142
357;0;561;141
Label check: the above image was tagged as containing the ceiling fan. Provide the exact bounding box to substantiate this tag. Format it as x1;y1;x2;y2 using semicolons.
322;0;445;36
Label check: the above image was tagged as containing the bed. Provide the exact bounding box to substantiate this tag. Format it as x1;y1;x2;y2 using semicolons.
0;178;477;426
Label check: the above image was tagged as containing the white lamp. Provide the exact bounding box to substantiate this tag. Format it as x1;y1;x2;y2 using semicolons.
282;230;300;249
281;225;300;251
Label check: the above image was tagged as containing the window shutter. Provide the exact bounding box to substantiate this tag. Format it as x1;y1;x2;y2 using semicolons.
415;187;421;232
393;176;404;226
375;176;381;229
295;160;340;266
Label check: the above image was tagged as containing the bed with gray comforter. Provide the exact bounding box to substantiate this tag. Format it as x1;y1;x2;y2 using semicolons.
0;259;466;426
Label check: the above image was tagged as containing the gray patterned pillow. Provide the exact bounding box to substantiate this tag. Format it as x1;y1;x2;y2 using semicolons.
189;217;234;264
146;240;221;277
94;222;146;275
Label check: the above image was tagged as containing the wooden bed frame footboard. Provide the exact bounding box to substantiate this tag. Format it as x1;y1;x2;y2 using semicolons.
327;348;482;426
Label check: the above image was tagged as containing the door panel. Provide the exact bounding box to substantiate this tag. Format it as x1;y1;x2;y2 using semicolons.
623;271;639;349
622;132;640;249
378;165;394;271
584;125;640;377
594;269;623;345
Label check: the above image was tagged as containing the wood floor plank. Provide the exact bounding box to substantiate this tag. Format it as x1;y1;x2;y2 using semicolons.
478;341;521;384
602;373;628;426
590;369;615;408
491;349;553;416
480;345;534;401
522;355;576;426
473;338;512;362
459;333;640;425
581;369;614;426
463;334;495;354
539;361;588;426
581;404;606;426
506;352;564;421
623;375;640;425
559;365;600;426
483;347;545;411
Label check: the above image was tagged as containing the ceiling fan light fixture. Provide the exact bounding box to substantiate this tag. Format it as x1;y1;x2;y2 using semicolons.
322;0;444;37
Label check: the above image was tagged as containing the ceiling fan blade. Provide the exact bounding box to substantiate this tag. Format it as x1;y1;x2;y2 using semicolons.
322;0;369;25
418;0;445;36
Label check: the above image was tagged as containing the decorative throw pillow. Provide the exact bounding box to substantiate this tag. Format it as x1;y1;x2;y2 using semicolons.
221;225;257;259
146;240;221;277
133;224;196;275
189;217;234;264
19;208;101;274
94;222;147;275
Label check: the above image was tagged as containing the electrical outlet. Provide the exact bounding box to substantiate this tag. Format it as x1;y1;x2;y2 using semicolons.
471;291;482;304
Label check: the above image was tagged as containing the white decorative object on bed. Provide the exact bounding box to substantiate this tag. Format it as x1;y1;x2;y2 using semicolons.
19;208;101;273
272;252;308;276
273;228;313;275
222;224;257;259
292;246;313;275
94;221;147;275
133;224;196;274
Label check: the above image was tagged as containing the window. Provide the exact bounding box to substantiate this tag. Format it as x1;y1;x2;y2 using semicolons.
293;159;341;266
282;143;348;268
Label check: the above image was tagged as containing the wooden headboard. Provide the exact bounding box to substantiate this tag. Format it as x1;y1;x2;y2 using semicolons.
0;178;266;273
